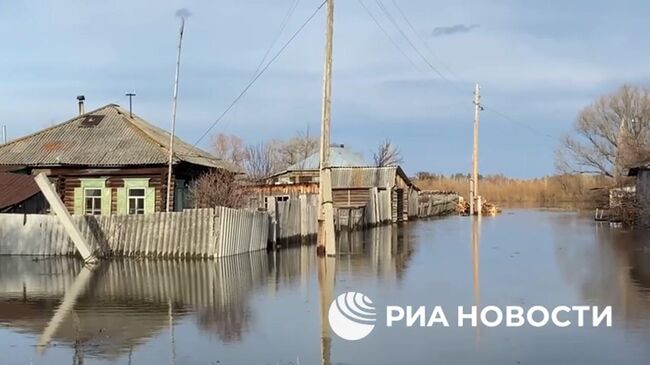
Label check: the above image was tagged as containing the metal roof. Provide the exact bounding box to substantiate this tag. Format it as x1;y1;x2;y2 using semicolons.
286;145;367;170
0;172;41;209
0;104;237;171
331;166;417;189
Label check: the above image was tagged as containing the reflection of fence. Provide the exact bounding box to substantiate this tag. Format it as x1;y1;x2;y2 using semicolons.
0;207;269;258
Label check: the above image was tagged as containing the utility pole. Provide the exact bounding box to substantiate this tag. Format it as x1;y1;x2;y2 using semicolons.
470;83;482;216
125;92;136;118
166;15;186;213
317;0;336;256
614;117;627;180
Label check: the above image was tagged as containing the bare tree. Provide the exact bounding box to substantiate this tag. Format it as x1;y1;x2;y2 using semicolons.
190;169;246;209
244;142;275;181
556;85;650;178
274;128;319;169
373;139;403;167
211;133;249;168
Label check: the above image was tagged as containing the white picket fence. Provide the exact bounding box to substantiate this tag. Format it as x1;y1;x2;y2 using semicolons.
0;207;269;258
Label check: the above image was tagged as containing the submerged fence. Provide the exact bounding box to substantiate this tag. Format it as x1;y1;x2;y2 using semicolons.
268;189;459;244
0;207;269;258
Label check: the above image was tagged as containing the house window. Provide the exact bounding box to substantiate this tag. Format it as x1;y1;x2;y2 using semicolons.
128;188;146;215
84;188;102;215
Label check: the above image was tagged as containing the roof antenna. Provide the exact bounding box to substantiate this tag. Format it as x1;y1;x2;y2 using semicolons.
125;91;136;118
166;9;189;212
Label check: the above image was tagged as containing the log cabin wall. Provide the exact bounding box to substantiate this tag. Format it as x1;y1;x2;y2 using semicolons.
40;167;170;215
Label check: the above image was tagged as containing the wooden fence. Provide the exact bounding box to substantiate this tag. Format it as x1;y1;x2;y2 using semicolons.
267;189;459;244
0;207;269;258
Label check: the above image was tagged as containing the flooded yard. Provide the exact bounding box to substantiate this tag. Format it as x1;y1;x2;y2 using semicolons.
0;209;649;364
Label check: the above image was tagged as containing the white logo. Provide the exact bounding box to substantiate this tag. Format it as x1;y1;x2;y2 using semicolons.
328;292;376;341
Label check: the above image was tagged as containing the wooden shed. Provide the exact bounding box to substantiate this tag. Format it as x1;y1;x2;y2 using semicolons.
0;104;237;216
249;145;418;222
628;161;650;226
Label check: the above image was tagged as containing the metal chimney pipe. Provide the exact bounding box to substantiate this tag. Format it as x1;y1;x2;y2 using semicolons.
76;95;85;115
2;125;6;144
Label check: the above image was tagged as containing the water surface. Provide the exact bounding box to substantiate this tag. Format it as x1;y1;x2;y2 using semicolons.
0;209;649;364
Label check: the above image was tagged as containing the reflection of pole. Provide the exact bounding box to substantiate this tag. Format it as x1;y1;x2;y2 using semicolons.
318;257;336;365
37;265;97;354
471;216;481;342
169;299;176;365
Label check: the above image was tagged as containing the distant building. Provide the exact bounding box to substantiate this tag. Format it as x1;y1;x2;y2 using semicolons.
0;172;47;213
628;160;650;226
0;104;237;216
250;145;418;222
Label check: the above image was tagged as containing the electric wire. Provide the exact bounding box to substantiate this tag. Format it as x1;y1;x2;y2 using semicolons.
193;0;326;146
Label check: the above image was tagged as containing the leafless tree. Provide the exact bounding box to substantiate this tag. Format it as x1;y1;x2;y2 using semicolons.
190;169;246;209
244;142;275;182
373;138;403;167
211;133;249;168
556;85;650;178
274;128;319;169
208;128;319;180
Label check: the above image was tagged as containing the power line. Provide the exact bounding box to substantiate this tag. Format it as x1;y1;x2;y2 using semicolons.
193;0;326;146
356;0;422;72
249;0;301;82
482;105;555;139
388;0;462;82
374;0;459;90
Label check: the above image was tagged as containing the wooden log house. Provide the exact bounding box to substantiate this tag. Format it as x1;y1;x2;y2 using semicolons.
0;104;237;216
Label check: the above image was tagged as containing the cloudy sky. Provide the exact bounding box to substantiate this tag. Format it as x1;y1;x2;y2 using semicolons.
1;0;649;178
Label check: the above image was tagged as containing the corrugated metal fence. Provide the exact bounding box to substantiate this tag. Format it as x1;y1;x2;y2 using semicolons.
0;207;269;258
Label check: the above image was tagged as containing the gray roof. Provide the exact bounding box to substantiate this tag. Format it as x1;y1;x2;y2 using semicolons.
286;145;367;170
0;104;237;171
331;166;416;189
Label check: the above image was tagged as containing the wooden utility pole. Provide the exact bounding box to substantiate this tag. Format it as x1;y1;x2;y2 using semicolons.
470;83;481;216
614;117;627;180
166;15;186;213
317;0;336;256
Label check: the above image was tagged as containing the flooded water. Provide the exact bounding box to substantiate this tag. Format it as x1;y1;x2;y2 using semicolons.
0;209;649;364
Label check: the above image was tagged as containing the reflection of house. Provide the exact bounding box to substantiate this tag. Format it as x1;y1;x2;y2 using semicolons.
628;161;650;226
0;172;47;213
0;104;236;216
250;145;418;222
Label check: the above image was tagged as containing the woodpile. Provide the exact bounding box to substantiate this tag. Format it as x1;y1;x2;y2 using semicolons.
457;197;501;216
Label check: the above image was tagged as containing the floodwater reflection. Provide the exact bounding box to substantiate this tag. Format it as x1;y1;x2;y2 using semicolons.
0;211;649;364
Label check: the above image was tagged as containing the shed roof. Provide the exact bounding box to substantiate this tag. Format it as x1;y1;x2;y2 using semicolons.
627;160;650;176
0;172;41;209
331;166;416;189
0;104;237;171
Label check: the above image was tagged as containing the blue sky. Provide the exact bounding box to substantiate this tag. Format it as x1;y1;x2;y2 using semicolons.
1;0;649;178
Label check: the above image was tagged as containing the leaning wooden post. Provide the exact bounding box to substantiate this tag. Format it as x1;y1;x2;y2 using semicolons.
34;173;98;264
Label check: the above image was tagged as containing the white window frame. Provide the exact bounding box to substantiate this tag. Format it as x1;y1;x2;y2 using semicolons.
84;188;102;216
128;188;146;215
